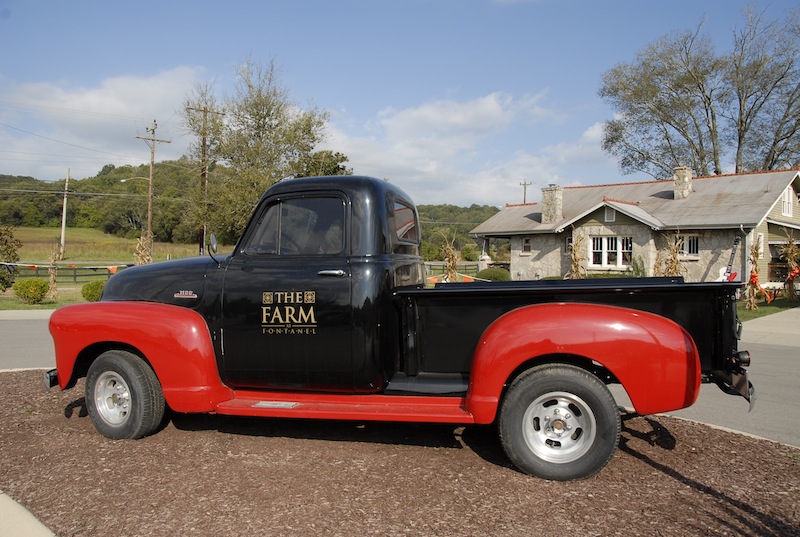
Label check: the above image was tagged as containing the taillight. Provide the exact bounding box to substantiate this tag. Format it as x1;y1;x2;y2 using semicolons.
734;350;751;368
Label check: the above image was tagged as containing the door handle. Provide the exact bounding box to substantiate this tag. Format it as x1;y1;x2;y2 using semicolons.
317;269;347;277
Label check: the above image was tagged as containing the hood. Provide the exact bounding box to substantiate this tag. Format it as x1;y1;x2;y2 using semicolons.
102;255;224;308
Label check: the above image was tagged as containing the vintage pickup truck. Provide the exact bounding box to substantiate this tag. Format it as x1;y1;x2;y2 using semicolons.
47;175;753;481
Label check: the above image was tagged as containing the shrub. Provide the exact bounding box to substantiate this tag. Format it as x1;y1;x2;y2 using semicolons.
476;267;511;281
12;278;50;304
0;226;22;292
82;279;106;302
461;243;479;262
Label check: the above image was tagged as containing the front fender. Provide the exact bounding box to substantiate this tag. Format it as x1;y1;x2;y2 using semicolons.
466;303;701;423
49;301;232;412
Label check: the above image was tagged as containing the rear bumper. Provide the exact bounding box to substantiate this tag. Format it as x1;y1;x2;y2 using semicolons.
44;368;58;390
710;362;755;411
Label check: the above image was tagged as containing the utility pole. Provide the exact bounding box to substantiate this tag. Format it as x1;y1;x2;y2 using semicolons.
187;106;224;255
59;168;70;260
520;180;532;204
135;120;171;260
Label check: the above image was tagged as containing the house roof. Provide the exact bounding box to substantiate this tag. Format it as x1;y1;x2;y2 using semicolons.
471;169;800;237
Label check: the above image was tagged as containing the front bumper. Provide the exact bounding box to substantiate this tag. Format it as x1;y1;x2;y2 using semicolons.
44;368;58;390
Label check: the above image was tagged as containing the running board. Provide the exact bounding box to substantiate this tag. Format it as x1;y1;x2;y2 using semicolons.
215;392;475;424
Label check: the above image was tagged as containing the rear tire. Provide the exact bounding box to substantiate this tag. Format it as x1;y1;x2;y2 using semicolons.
498;364;620;480
85;350;165;440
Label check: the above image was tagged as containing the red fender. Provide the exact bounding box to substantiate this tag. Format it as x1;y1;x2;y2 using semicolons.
466;303;701;423
49;302;232;412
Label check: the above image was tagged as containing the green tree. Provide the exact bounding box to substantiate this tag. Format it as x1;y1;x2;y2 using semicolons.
418;204;500;261
289;150;353;178
599;7;800;178
182;57;330;242
0;225;22;292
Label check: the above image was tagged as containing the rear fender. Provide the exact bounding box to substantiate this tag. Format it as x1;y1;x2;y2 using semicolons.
466;303;701;423
49;302;232;412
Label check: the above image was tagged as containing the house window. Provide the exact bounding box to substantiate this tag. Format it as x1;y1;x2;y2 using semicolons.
604;207;616;223
590;235;633;268
782;187;794;217
522;238;532;253
675;234;700;257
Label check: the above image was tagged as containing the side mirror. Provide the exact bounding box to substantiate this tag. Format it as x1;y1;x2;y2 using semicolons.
207;233;221;266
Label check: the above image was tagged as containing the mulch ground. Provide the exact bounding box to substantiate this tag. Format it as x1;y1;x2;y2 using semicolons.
1;370;798;537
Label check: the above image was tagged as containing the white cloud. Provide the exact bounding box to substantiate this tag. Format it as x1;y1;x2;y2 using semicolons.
323;95;615;206
0;67;204;180
2;76;621;208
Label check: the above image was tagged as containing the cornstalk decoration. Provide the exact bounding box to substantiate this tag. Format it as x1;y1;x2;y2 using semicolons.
134;233;153;265
564;231;586;279
440;234;460;282
778;228;799;302
654;233;684;277
47;244;58;303
745;238;761;310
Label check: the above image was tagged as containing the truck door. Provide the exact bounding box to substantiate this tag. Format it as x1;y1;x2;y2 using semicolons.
220;194;353;392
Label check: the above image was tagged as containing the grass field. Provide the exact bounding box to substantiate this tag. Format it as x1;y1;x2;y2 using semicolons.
1;227;212;309
14;226;201;263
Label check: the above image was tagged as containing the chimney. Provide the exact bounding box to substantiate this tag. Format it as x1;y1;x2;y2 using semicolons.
673;166;693;199
541;184;563;223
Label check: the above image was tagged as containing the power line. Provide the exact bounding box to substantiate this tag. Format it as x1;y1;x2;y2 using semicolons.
0;188;189;202
0;98;148;124
0;121;136;160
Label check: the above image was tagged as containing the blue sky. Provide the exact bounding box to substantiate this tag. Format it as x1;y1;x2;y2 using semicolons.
0;0;794;206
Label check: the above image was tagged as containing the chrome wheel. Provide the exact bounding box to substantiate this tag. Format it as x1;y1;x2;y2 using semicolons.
93;371;132;427
86;350;165;439
498;364;620;480
521;391;597;464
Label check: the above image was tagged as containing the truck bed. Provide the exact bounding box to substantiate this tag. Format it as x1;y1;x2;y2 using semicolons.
393;277;742;393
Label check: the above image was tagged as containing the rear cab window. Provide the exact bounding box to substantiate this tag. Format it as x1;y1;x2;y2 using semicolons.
389;199;419;255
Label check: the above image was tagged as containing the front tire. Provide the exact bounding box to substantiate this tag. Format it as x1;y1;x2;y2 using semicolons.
498;364;620;481
85;350;165;440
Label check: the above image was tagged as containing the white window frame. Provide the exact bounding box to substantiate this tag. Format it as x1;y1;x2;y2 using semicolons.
782;187;794;217
604;207;616;223
675;234;700;258
589;235;633;268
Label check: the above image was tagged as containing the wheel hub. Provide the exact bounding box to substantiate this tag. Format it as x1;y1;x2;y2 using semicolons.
95;371;131;426
544;409;572;438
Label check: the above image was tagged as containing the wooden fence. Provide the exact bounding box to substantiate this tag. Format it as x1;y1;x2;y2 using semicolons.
3;263;132;286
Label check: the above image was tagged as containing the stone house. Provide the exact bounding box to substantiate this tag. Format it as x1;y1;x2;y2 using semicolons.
471;168;800;283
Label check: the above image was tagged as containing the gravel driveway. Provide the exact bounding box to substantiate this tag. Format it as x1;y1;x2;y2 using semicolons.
1;370;799;536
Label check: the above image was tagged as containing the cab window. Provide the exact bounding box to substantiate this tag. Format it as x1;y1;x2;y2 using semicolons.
243;197;344;255
389;200;419;255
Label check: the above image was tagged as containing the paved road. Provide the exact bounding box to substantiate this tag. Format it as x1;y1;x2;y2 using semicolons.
0;311;55;370
1;308;798;448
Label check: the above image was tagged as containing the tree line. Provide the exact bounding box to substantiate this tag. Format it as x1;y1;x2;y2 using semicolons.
0;171;501;261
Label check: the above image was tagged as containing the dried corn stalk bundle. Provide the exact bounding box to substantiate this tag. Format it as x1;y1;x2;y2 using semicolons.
564;232;585;279
654;234;684;277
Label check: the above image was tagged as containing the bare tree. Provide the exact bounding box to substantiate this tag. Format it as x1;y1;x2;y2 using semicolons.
600;7;800;178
